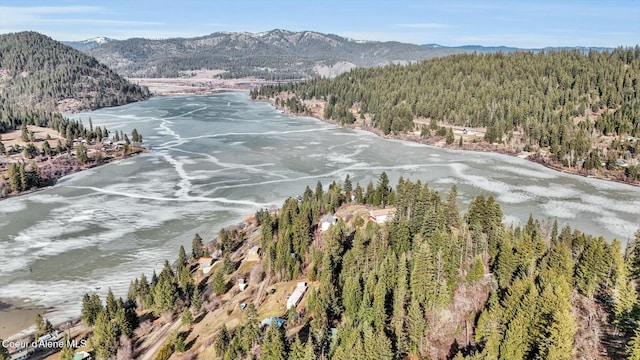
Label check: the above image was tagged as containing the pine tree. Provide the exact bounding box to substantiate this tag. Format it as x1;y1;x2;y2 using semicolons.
213;269;227;295
214;324;230;357
191;285;203;312
177;245;187;270
152;271;178;314
410;241;436;308
81;293;103;326
34;313;54;339
192;233;206;258
105;288;118;320
407;297;426;355
241;303;260;352
343;174;352;196
539;306;576;360
288;335;305;360
92;311;117;360
260;324;287;360
446;185;460;228
181;307;193;325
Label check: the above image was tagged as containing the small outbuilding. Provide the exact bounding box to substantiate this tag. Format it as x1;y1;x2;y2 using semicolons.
238;278;248;291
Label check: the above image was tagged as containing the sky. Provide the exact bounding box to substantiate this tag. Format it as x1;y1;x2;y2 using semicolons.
0;0;638;48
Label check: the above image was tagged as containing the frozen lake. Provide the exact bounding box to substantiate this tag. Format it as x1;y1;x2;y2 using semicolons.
1;91;638;325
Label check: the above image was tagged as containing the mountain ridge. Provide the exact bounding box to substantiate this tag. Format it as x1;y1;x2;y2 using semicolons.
66;29;466;79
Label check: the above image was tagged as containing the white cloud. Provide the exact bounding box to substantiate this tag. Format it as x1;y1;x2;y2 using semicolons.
396;23;451;29
0;5;104;26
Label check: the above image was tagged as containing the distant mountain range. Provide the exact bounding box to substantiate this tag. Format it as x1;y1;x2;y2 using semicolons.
60;30;617;80
63;29;466;79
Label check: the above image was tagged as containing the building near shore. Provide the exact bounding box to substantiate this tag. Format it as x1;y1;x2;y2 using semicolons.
197;257;214;274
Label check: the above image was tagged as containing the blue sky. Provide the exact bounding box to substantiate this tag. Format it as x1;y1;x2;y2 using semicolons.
0;0;637;47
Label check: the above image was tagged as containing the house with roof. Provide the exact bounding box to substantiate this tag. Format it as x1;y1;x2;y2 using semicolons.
369;208;396;224
320;214;338;231
197;257;214;274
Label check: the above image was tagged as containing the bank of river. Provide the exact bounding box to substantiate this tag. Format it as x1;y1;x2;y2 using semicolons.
1;92;638;338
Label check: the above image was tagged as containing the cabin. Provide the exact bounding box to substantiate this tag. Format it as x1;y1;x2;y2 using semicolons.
197;257;214;274
287;281;308;309
320;214;338;231
245;246;261;262
369;208;396;224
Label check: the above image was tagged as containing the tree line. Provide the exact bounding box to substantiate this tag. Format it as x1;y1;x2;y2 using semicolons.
253;47;640;180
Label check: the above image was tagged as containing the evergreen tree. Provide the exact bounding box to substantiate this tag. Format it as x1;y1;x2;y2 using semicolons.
213;269;227;295
105;288;118;320
81;293;103;326
92;311;117;360
214;324;231;357
34;313;54;339
181;307;193;325
152;270;178;314
192;233;206;258
260;324;287;360
177;245;187;270
241;303;260;352
191;285;203;312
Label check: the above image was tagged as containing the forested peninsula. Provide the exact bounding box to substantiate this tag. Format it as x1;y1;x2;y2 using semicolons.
252;48;640;185
0;31;151;198
26;175;640;359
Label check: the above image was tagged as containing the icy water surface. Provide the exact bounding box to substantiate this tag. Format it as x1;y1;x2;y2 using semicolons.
1;92;638;324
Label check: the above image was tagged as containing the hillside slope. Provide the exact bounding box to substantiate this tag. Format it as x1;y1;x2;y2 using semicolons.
81;29;464;79
254;47;640;184
0;31;150;112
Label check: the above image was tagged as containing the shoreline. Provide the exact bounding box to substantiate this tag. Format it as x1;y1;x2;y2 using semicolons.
0;149;147;202
0;299;52;340
260;97;640;188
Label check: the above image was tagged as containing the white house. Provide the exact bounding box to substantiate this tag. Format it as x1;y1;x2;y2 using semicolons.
197;257;214;274
287;281;308;309
238;278;248;291
369;208;396;224
320;215;338;231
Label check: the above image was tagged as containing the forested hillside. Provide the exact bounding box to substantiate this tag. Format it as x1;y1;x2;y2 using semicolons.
0;31;150;112
254;48;640;183
73;175;640;359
